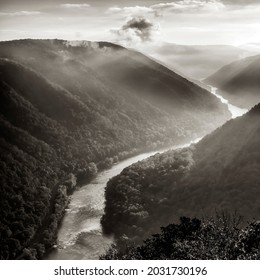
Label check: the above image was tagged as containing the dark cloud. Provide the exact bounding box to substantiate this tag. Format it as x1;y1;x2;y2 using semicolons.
113;17;155;42
122;17;153;40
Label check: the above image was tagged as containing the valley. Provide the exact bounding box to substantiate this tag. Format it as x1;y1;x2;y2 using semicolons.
102;102;260;255
0;39;230;260
47;84;249;260
205;54;260;109
208;86;248;118
1;0;260;265
0;39;259;261
46;139;200;260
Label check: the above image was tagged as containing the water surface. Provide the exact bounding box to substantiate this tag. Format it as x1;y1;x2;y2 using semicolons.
47;140;200;260
209;86;248;118
47;85;245;260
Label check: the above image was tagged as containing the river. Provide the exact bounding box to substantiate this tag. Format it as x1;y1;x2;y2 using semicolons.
46;139;201;260
209;86;248;118
47;87;248;260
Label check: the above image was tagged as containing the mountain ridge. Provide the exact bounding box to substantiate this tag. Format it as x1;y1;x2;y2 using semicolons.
0;39;230;259
205;54;260;109
148;42;256;80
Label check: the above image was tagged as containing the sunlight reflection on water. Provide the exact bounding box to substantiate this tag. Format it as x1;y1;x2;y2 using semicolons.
46;85;242;260
46;139;201;260
210;86;248;119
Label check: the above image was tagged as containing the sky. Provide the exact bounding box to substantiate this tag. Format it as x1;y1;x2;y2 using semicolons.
1;0;260;47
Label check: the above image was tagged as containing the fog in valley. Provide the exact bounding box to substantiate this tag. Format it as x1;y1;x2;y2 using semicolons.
0;0;260;260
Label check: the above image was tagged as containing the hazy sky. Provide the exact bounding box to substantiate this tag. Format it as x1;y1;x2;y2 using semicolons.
1;0;260;47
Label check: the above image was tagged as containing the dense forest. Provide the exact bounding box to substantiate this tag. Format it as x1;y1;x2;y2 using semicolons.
0;40;230;259
205;54;260;109
102;103;260;248
101;214;260;260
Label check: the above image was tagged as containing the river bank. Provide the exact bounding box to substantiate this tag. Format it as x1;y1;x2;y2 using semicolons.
46;138;202;260
208;86;248;118
46;86;249;260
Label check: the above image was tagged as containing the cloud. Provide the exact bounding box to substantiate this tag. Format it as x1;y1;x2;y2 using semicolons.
151;0;225;16
123;17;153;32
112;17;157;43
107;1;226;18
107;7;122;13
107;6;154;15
222;0;260;5
0;11;42;17
60;3;90;8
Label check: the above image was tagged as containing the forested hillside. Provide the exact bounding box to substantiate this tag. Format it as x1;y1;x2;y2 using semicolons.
0;39;230;259
205;54;260;109
0;39;230;128
102;103;260;246
101;215;260;260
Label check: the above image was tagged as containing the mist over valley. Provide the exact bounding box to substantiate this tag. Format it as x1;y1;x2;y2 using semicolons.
0;0;260;261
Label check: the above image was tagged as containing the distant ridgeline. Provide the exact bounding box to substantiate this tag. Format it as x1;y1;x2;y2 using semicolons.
205;54;260;109
0;39;230;259
102;103;260;256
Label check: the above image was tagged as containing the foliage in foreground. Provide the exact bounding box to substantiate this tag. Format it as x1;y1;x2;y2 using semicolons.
101;215;260;260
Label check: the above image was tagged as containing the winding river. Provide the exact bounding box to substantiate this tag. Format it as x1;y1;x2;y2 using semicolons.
46;140;200;260
47;87;248;260
209;86;248;118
